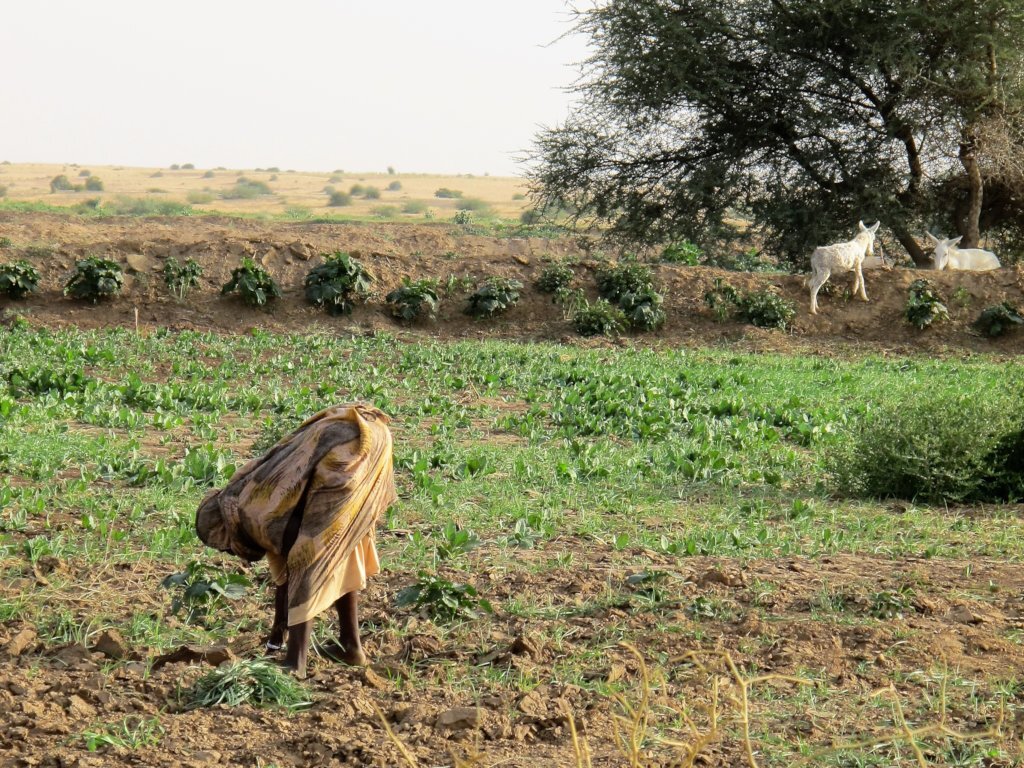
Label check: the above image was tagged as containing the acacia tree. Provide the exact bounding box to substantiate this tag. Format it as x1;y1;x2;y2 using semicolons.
530;0;1024;266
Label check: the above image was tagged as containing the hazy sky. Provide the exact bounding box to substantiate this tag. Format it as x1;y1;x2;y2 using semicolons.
2;1;588;176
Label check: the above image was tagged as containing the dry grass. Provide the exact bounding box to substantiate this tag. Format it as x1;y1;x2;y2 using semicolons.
0;162;529;219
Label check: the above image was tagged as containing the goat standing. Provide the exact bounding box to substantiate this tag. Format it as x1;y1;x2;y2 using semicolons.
808;221;881;314
926;233;1000;271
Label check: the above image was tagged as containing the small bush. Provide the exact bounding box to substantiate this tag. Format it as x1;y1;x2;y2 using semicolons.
387;166;396;175
704;278;741;320
220;258;281;307
105;197;193;216
327;191;352;207
520;209;543;225
223;179;273;199
182;163;195;170
169;164;180;170
150;171;164;178
512;193;526;200
304;252;372;315
0;185;7;198
363;186;381;200
78;170;92;177
64;257;124;303
401;200;428;214
0;260;41;299
186;191;214;204
737;289;796;330
328;174;342;183
974;302;1024;338
829;397;1024;503
573;298;626;336
202;170;215;178
661;241;701;265
386;278;440;321
595;261;654;303
184;659;310;710
0;237;12;248
464;277;522;318
163;257;203;299
349;184;366;196
456;197;490;213
371;205;399;218
387;180;402;191
452;210;473;226
535;263;575;294
905;279;949;329
620;288;666;331
50;175;74;192
84;177;103;191
434;188;463;199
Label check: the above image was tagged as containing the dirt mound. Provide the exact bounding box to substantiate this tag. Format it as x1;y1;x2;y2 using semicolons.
2;211;1023;355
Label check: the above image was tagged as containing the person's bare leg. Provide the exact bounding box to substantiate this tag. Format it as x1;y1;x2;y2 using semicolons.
284;619;312;678
332;591;367;666
266;583;288;651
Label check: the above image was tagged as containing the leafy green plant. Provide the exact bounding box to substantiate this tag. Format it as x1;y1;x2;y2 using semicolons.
385;278;439;321
396;571;492;622
327;190;352;207
184;659;310;710
81;717;164;752
619;288;666;331
161;560;250;624
0;237;12;248
704;278;741;320
434;522;481;560
661;241;700;265
974;302;1024;338
64;257;124;303
573;298;626;336
535;263;575;294
464;277;522;318
163;257;203;300
0;260;41;299
304;252;372;315
905;279;949;329
221;258;281;307
736;289;796;330
595;261;654;303
453;210;473;226
869;585;915;619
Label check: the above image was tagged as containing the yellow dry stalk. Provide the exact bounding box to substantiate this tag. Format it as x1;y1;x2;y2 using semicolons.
560;700;593;768
373;703;419;768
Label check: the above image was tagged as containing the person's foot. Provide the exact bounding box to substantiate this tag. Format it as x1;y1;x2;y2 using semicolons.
319;639;368;667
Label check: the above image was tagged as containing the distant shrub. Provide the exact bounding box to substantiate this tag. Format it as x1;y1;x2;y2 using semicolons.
520;209;543;225
464;277;522;318
829;397;1024;503
202;170;215;178
0;260;41;298
223;179;273;199
328;191;352;207
328;175;343;183
0;237;12;248
169;164;180;170
619;288;666;331
0;185;7;198
363;186;381;200
535;263;574;294
387;180;402;191
84;177;104;191
661;241;701;265
105;197;193;216
512;193;526;200
371;205;399;218
435;188;463;199
456;197;490;213
401;200;428;214
268;174;278;181
386;278;440;321
221;258;281;307
150;171;164;178
736;289;795;330
905;279;949;329
573;299;626;336
78;170;92;178
186;190;215;204
182;163;195;170
595;261;653;303
266;167;279;173
452;210;473;226
163;257;203;299
387;166;396;175
350;184;366;196
975;302;1024;338
50;175;74;192
304;252;372;315
147;187;167;193
284;206;313;220
64;257;124;303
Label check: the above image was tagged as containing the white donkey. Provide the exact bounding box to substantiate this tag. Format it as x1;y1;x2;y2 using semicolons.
808;221;880;314
926;233;1000;271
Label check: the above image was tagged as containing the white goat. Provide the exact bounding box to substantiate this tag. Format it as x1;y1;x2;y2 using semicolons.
926;233;1000;271
808;221;880;314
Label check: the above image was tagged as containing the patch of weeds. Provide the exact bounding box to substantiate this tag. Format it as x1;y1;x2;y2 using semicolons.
443;273;474;296
434;522;481;560
868;585;916;619
595;261;653;303
304;252;372;315
974;302;1023;338
573;298;626;336
184;659;311;709
81;717;164;752
0;260;40;299
704;278;741;321
619;288;665;331
453;210;473;226
905;279;949;329
686;595;731;621
952;285;972;308
386;278;440;322
221;258;282;307
535;262;575;294
396;572;492;622
162;257;203;300
661;241;700;265
161;560;250;625
736;289;795;330
464;277;522;318
625;570;670;604
434;187;463;199
327;191;352;207
64;257;124;303
222;178;273;199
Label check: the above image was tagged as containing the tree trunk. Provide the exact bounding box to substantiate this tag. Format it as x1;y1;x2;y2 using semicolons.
892;225;929;267
959;135;983;248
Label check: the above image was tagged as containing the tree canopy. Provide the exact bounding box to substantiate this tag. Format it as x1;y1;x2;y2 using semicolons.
529;0;1024;266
